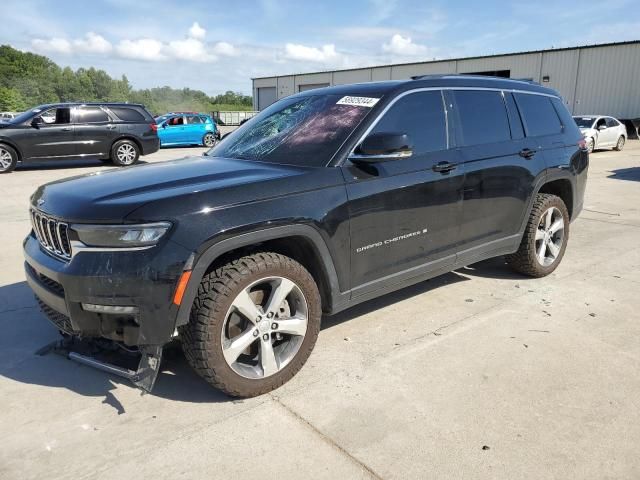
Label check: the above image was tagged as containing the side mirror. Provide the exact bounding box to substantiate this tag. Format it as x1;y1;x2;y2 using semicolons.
162;123;167;129
350;132;413;164
31;117;43;128
598;125;607;131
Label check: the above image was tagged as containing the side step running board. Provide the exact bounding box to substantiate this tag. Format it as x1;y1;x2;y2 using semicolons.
37;338;163;394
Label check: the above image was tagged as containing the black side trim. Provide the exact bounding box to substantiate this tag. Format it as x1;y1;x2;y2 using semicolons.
175;225;342;326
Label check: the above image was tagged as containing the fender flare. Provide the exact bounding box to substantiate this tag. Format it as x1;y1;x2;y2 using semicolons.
174;224;342;327
516;168;575;236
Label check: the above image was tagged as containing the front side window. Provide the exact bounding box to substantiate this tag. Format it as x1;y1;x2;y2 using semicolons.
75;106;109;123
38;107;71;125
514;93;562;137
209;94;377;167
369;90;447;155
453;90;511;146
605;117;619;128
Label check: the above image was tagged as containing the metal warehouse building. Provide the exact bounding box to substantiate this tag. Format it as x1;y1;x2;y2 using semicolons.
252;40;640;132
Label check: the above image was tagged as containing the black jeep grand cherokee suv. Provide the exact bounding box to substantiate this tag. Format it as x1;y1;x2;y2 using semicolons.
0;102;159;173
24;76;588;397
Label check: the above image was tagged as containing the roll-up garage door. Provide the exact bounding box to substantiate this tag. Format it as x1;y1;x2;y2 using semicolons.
257;87;277;110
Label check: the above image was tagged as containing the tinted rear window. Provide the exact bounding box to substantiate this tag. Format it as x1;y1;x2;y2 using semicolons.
109;107;145;122
514;93;562;137
370;90;446;154
76;106;109;123
453;90;511;146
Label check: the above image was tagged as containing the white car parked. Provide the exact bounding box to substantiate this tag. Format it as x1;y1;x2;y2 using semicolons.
573;115;627;153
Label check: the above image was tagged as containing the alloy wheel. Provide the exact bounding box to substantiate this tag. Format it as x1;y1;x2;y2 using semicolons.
0;147;12;170
204;133;215;147
535;207;565;267
617;137;625;150
117;144;136;164
221;276;308;379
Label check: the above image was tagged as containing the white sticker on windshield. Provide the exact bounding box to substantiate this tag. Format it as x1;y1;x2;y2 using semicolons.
336;96;380;108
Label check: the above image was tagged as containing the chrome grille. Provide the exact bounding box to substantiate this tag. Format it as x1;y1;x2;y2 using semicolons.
30;209;71;260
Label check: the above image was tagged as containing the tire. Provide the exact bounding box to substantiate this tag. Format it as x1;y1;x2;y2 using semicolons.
203;132;216;148
586;137;595;154
111;139;140;166
505;193;570;278
614;136;625;151
180;251;322;397
0;143;18;173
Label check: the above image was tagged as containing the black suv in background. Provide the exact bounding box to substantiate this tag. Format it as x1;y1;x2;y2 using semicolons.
0;103;159;173
24;75;588;397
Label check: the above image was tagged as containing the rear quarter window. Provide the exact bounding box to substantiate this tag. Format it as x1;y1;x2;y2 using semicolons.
514;93;562;137
109;107;146;122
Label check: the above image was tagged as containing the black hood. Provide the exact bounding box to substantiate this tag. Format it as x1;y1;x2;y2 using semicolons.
31;156;311;222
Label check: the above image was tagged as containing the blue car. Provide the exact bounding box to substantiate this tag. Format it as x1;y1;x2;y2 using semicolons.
156;113;219;148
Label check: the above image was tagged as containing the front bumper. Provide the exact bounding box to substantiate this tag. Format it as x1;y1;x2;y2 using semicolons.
24;232;192;346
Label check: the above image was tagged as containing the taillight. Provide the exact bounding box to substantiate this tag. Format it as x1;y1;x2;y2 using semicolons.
150;123;158;132
577;137;587;151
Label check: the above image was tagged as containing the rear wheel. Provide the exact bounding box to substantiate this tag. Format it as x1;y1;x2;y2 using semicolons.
180;252;321;397
0;144;17;173
505;193;569;277
203;132;216;147
111;139;140;166
614;136;625;151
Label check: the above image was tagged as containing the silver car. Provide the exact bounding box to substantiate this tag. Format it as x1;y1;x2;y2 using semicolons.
573;115;627;153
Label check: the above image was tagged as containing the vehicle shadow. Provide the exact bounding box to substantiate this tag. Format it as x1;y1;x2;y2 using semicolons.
1;257;524;406
0;281;229;408
608;167;640;182
16;159;148;171
455;256;530;280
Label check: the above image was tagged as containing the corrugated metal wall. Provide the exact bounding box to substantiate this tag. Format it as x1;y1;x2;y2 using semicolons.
253;43;640;118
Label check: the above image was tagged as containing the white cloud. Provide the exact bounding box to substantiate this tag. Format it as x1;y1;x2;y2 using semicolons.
31;37;72;54
214;41;237;57
166;37;216;62
284;43;341;63
382;34;429;57
74;32;112;54
116;38;165;61
188;22;206;40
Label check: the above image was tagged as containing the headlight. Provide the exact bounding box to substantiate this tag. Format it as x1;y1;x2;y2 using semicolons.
71;222;171;248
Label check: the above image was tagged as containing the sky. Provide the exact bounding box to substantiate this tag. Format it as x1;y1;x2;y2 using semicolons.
1;0;638;96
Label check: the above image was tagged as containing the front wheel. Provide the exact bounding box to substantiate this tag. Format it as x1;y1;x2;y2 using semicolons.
180;252;321;397
111;139;140;166
505;193;570;277
586;137;595;154
0;143;18;173
203;132;216;148
614;136;625;151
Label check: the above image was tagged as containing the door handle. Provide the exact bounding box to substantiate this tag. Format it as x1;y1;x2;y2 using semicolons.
106;124;117;130
432;161;457;173
519;148;537;159
61;127;72;132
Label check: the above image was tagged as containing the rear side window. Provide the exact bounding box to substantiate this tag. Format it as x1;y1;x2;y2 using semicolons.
452;90;511;146
75;106;109;123
109;107;145;122
514;93;562;137
186;116;203;124
371;90;447;154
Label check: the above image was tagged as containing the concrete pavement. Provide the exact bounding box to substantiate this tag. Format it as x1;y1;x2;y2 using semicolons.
1;142;639;479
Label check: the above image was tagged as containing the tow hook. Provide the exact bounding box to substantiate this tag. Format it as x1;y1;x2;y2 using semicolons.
36;337;164;394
